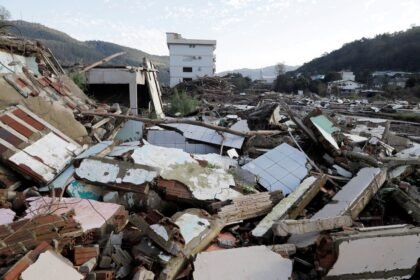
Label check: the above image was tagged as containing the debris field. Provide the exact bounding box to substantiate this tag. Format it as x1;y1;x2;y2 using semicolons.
0;35;419;280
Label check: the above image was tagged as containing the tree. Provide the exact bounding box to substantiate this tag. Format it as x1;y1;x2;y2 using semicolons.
324;72;342;83
223;73;251;93
0;6;10;21
273;74;293;93
275;62;286;76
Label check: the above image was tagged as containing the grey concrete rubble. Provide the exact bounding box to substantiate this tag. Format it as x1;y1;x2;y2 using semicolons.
0;33;419;280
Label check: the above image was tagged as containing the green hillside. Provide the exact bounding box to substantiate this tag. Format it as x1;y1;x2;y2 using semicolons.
7;20;169;83
297;26;420;76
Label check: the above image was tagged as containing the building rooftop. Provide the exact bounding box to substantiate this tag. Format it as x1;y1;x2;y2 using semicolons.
166;32;216;48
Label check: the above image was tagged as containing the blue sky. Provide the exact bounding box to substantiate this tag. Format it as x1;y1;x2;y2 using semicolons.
1;0;420;71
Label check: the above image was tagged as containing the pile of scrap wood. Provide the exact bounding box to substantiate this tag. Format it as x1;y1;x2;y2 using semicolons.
175;76;234;97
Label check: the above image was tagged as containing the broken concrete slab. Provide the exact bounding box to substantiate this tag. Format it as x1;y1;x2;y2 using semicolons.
21;250;84;280
0;208;15;225
130;144;241;201
75;156;158;193
193;246;293;280
252;176;326;238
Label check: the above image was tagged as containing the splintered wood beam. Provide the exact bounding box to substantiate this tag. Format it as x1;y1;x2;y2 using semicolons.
80;111;284;137
80;51;127;73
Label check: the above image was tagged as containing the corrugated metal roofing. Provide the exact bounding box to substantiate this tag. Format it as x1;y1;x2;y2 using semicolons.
0;105;83;183
147;130;219;154
243;143;309;194
161;123;244;149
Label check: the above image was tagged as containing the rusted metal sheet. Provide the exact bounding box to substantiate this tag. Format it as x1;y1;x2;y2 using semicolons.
0;106;83;184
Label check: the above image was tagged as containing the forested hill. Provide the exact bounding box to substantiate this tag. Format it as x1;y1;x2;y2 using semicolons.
297;26;420;75
6;20;169;68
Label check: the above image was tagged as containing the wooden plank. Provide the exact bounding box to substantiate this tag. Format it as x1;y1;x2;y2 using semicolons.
273;216;353;236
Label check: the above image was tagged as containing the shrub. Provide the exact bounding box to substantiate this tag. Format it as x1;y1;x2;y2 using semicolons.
169;90;198;116
70;72;87;91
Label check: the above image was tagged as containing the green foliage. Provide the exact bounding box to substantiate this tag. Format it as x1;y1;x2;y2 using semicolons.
169;90;198;116
223;73;252;93
70;72;86;91
324;72;342;82
298;26;420;75
273;74;327;95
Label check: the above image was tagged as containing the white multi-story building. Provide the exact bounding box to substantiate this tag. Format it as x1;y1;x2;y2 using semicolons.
166;32;216;87
339;71;355;81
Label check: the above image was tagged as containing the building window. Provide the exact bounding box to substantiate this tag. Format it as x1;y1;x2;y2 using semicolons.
189;44;196;48
183;78;193;82
183;67;193;72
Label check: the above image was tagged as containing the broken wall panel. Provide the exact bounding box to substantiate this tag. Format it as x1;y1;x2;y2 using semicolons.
24;197;127;233
243;143;310;194
252;176;326;238
75;157;158;193
323;226;420;279
0;106;83;183
193;246;293;280
21;250;84;280
288;168;387;247
309;114;341;150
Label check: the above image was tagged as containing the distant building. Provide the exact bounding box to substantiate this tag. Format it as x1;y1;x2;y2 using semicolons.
388;77;408;88
372;70;411;77
339;71;355;81
166;32;216;87
310;74;325;81
327;80;364;94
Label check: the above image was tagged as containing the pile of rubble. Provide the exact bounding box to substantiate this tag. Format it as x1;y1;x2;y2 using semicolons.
174;76;234;101
0;34;420;280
